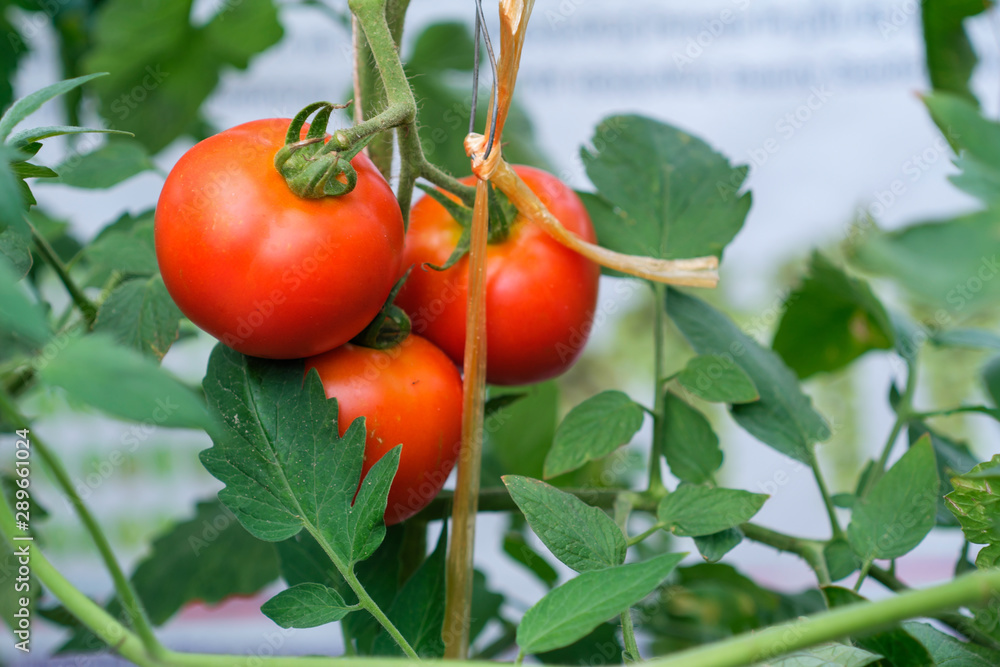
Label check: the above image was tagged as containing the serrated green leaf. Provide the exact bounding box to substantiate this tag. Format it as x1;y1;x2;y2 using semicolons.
659;393;722;485
666;289;830;463
517;552;684;655
977;542;1000;569
946;454;1000;550
761;643;883;667
822;586;932;665
693;528;743;563
544;391;644;479
504;531;559;587
677;354;759;403
581;114;749;265
658;485;767;537
905;620;1000;666
371;527;448;657
848;436;939;561
0;73;107;141
908;421;979;527
39;334;212;429
199;346;399;565
262;583;354;629
0;257;49;346
772;253;894;379
922;1;992;107
94;275;183;361
503;475;626;572
53;140;155;189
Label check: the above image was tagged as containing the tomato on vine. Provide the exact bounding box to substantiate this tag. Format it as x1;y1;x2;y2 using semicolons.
396;165;600;385
155;117;404;359
305;334;463;525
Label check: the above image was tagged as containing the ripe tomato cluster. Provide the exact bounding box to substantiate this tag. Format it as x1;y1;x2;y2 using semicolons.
155;119;598;524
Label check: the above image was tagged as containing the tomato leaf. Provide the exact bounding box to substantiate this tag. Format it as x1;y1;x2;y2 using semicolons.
503;475;626;573
905;620;1000;666
38;334;213;430
543;390;644;479
772;253;894;379
131;500;278;625
200;345;400;565
516;552;684;655
81;0;282;153
922;0;990;107
0;73;107;142
907;421;979;527
658;485;767;537
676;354;759;404
581;114;750;266
848;436;939;561
692;527;743;563
262;583;355;629
0;146;28;235
0;256;49;347
503;531;559;587
370;527;448;657
52;139;156;189
84;215;158;286
658;393;722;485
93;275;183;361
6;125;131;149
666;288;830;463
946;454;1000;553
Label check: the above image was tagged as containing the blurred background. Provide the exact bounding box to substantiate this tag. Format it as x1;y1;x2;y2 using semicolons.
2;0;999;661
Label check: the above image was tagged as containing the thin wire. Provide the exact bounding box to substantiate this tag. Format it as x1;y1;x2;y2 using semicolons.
470;0;500;160
469;9;482;136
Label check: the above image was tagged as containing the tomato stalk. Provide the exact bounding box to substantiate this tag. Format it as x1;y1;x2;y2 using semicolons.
442;179;491;659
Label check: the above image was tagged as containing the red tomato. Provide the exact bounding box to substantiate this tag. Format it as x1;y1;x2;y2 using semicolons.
305;334;463;525
155;118;404;359
396;165;600;385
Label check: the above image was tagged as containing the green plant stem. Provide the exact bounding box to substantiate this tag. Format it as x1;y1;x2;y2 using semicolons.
648;283;668;496
306;524;419;659
28;220;97;325
621;610;641;661
645;568;1000;667
0;391;164;659
344;568;419;659
911;405;1000;420
353;18;392;181
627;523;665;547
861;356;918;499
740;523;831;585
809;456;844;541
870;563;1000;650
